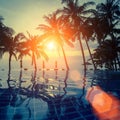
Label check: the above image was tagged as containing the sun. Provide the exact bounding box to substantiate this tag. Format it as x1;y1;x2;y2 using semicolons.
46;42;55;50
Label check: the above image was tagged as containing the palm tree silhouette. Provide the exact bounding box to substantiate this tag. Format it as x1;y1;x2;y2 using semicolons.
24;32;48;71
0;16;4;44
37;12;74;70
92;0;120;69
93;0;120;45
8;33;26;80
0;32;24;81
0;17;5;59
81;19;97;70
0;18;14;59
93;37;120;70
61;0;96;70
17;39;31;70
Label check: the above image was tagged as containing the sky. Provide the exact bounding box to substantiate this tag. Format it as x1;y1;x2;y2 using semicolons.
0;0;103;57
0;0;63;34
0;0;103;34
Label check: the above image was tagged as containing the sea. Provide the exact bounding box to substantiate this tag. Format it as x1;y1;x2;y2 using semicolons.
0;55;120;120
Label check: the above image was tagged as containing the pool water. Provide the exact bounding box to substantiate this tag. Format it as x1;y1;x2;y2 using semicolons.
0;68;120;120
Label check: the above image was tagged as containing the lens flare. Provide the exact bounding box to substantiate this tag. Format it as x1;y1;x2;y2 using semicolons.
86;86;120;120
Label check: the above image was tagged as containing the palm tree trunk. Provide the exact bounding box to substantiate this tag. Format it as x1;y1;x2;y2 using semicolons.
32;52;37;71
43;60;45;69
7;53;12;88
116;55;120;69
111;61;114;70
85;39;97;70
19;57;23;88
20;57;23;70
78;35;87;70
114;59;117;71
19;69;22;88
79;68;86;100
8;53;12;80
63;70;68;96
61;45;69;70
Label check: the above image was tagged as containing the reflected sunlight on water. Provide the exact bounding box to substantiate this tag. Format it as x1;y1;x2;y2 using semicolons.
69;70;82;81
0;56;120;119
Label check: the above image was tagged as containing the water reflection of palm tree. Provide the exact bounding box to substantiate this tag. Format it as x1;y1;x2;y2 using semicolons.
18;69;23;88
10;91;32;120
47;70;69;119
0;88;12;119
0;86;31;120
0;88;11;107
22;69;69;119
30;69;37;93
79;69;86;101
48;70;69;118
63;70;69;96
37;12;74;70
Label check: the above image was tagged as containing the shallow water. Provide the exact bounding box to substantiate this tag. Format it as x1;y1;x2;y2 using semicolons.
0;57;120;120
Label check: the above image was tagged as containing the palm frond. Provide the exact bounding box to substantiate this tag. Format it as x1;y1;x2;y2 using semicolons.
43;14;55;25
64;39;74;47
40;51;49;61
0;16;4;22
82;1;95;9
37;24;51;31
12;52;17;61
82;9;97;16
113;29;120;34
14;33;26;43
26;31;32;40
0;47;6;59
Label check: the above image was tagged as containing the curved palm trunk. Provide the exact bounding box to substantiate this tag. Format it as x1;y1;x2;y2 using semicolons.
43;60;45;69
20;57;23;70
85;39;97;70
31;68;37;91
32;52;37;71
19;69;22;88
61;45;69;70
116;56;120;69
114;59;117;71
63;70;69;96
19;57;23;88
111;61;114;70
78;36;87;70
8;53;12;80
7;53;12;88
79;68;86;100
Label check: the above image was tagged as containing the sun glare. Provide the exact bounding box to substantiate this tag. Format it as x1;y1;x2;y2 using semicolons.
46;42;55;50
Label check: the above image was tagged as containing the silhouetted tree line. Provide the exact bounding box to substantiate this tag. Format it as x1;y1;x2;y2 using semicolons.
0;0;120;73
